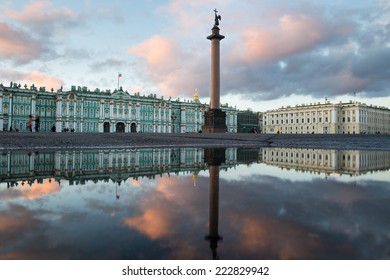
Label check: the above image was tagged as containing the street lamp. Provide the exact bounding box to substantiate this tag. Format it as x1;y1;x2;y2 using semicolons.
171;113;177;133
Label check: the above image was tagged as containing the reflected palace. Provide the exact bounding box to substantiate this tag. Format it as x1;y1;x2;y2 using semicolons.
1;147;389;259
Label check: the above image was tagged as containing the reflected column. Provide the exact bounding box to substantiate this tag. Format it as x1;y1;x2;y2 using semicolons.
204;148;225;260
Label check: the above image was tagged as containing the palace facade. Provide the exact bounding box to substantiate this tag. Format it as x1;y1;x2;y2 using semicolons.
263;101;390;134
261;147;390;176
0;147;238;187
0;82;238;133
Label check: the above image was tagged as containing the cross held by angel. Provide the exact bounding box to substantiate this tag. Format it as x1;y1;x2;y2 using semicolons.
214;9;221;26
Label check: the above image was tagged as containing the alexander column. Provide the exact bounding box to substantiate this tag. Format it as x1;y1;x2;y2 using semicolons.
203;9;227;133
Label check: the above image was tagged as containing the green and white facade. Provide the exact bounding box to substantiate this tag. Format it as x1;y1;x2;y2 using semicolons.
0;82;237;133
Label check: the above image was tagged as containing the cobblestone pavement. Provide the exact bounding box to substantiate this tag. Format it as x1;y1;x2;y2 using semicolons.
1;132;390;151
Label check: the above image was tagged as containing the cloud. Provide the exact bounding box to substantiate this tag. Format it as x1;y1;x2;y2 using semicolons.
0;69;64;90
128;35;177;70
0;204;50;257
1;1;81;64
89;57;127;72
0;179;62;200
230;13;353;64
123;209;172;240
134;1;390;103
128;35;208;98
4;0;79;37
0;22;43;64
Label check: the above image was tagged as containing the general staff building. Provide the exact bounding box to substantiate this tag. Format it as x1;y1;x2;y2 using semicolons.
263;100;390;134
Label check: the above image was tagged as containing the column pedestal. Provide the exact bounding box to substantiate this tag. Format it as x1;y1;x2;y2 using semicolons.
203;109;226;133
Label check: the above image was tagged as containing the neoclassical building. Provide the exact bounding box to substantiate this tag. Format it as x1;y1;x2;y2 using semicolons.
263;100;390;134
261;147;390;176
0;147;238;187
0;82;237;133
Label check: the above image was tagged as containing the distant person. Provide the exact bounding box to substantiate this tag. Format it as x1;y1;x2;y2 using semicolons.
35;115;40;132
51;124;56;132
27;115;33;132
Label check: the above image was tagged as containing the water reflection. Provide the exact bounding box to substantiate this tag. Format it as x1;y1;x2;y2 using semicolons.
0;147;389;260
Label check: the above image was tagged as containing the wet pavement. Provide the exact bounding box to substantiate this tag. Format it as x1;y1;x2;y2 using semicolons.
0;132;390;151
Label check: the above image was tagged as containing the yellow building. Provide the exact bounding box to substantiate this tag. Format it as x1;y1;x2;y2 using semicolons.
263;101;390;134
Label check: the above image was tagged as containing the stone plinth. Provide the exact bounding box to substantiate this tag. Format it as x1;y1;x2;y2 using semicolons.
202;109;227;133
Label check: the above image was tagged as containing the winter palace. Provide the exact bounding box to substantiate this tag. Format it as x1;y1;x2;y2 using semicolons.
0;82;238;133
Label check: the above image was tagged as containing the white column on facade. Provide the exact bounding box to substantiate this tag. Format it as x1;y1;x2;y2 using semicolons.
66;100;69;116
100;101;104;118
65;151;69;170
167;149;171;165
158;107;162;133
126;151;130;169
56;99;60;116
54;152;61;171
64;100;69;129
180;149;186;165
0;93;3;115
331;109;337;124
168;108;172;133
180;108;186;133
99;151;104;170
110;101;114;119
29;152;35;174
0;93;3;130
354;108;358;133
136;104;141;122
135;151;140;167
55;99;60;132
6;152;12;175
80;99;84;132
72;151;76;171
108;152;113;169
31;96;36;116
79;151;83;170
9;95;13;129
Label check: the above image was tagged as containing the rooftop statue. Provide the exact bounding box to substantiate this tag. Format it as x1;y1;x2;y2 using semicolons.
213;8;221;26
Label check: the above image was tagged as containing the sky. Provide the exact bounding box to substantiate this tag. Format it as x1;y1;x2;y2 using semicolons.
1;0;390;111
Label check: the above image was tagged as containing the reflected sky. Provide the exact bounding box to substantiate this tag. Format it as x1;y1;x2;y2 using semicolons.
0;148;389;260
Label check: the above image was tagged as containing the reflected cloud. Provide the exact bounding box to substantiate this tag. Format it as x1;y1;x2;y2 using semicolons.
124;209;171;240
0;147;389;259
0;179;62;200
0;204;45;254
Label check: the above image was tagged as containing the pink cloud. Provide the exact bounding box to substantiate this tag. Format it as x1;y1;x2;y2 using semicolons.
128;35;177;70
0;179;62;201
231;13;353;63
0;22;42;64
128;35;203;98
227;214;323;259
5;1;77;26
123;209;172;240
315;70;367;94
22;72;64;90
